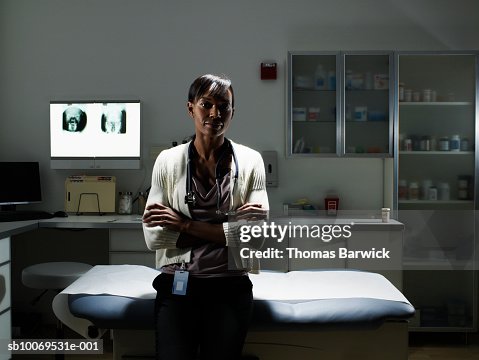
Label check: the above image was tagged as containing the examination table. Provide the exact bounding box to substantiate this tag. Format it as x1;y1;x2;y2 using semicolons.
52;265;414;360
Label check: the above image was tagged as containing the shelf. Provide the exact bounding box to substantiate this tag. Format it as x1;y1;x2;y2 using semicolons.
345;120;388;123
400;151;474;155
403;259;474;270
293;120;336;123
345;88;389;92
408;326;475;333
293;88;336;92
399;200;473;205
400;101;473;106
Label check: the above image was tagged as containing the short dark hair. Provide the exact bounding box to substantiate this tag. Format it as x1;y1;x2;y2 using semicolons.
188;74;234;108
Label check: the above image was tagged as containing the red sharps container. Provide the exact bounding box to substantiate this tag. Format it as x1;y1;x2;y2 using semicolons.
324;196;339;216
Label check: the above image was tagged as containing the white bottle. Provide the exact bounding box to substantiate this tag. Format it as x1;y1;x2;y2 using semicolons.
450;135;460;151
438;182;450;201
346;70;353;90
421;179;433;200
381;208;390;223
314;64;326;90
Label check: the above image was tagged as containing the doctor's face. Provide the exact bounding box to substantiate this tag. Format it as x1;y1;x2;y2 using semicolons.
188;89;234;139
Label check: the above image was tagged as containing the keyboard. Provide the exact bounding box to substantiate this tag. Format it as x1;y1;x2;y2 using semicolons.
0;210;54;222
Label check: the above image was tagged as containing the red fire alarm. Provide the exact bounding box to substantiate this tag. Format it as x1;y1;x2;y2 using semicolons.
261;62;277;80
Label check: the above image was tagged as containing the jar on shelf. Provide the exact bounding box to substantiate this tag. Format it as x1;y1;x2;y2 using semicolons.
421;179;433;200
420;136;431;151
450;135;460;151
439;137;450;151
118;192;133;214
404;138;413;151
438;182;450;201
457;175;472;200
413;91;421;102
404;89;412;102
427;186;438;201
460;138;469;151
408;182;419;200
422;89;432;102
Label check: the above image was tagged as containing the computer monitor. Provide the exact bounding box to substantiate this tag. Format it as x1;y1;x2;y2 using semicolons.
0;162;42;211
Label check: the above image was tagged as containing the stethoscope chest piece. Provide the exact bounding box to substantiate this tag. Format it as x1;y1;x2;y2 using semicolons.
185;191;196;206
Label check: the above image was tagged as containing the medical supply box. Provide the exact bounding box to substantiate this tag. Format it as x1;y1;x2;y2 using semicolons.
65;176;116;213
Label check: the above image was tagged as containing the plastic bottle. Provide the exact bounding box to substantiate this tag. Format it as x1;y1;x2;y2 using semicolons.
314;64;326;90
428;187;438;201
327;70;336;90
345;70;353;90
439;137;450;151
450;135;460;151
381;208;390;223
421;179;432;200
438;183;450;201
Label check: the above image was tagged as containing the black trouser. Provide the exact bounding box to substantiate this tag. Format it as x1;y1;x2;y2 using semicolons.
153;273;253;360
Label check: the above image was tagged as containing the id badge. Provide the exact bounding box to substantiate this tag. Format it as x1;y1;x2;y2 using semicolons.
172;270;189;295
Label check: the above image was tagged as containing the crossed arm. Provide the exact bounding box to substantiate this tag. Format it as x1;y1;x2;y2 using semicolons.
142;202;267;248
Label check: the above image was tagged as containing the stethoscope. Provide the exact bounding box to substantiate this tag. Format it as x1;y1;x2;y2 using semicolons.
184;138;239;215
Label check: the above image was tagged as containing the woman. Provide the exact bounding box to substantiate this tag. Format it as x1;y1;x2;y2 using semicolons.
143;74;269;360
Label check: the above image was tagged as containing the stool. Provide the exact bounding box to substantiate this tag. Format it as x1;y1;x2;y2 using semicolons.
22;262;93;359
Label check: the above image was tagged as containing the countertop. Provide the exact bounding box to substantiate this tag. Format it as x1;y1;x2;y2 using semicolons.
0;214;143;238
1;214;404;239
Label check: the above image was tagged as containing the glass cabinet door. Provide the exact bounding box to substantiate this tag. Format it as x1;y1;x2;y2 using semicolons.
396;52;477;331
287;51;393;157
288;52;339;155
343;52;393;156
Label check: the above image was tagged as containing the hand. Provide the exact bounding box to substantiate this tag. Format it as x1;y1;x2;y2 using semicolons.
234;202;268;221
142;203;189;232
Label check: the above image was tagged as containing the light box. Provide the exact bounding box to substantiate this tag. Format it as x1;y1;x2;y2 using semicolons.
50;100;141;169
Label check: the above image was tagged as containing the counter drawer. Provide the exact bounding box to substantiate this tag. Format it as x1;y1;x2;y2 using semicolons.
0;237;10;264
0;310;11;355
0;262;10;313
109;229;149;252
109;252;155;267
